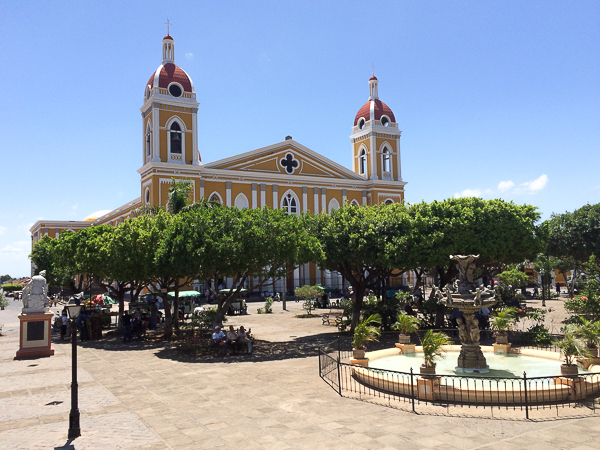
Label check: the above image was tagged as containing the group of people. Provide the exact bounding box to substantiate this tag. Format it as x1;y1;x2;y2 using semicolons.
211;325;253;356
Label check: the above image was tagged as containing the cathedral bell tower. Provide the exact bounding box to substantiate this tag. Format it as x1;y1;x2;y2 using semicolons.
350;75;402;182
138;33;201;208
140;34;200;168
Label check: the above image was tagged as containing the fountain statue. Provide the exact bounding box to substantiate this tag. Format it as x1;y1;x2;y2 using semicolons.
439;255;497;372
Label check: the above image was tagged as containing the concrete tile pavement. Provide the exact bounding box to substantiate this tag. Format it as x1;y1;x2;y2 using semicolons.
0;298;599;449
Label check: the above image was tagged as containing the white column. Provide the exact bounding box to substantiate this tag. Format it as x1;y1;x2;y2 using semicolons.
272;185;278;209
321;188;327;213
313;188;319;213
396;135;402;181
370;134;378;180
362;190;367;205
226;182;232;207
351;141;356;172
261;184;266;208
342;189;347;206
252;183;257;209
192;110;200;165
152;107;160;162
302;186;308;213
200;180;205;199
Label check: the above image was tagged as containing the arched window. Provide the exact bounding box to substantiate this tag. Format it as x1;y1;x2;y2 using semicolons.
234;193;249;210
328;198;340;214
145;187;150;205
208;192;222;205
384;199;394;205
382;147;390;173
281;191;299;216
359;149;366;175
145;122;152;162
169;122;182;154
350;199;359;206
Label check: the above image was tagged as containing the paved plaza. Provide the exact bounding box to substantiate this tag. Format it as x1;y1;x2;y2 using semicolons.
1;297;600;449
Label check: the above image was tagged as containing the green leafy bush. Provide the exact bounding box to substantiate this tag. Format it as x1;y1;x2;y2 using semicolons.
521;324;553;347
192;307;226;331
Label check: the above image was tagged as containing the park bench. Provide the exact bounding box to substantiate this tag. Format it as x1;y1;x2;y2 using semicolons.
322;309;344;326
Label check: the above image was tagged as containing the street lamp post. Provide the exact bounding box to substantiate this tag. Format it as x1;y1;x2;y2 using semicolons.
66;304;83;439
539;269;547;307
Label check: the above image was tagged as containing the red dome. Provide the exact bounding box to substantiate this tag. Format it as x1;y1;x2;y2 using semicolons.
146;63;193;93
354;99;395;126
369;75;378;81
163;34;173;41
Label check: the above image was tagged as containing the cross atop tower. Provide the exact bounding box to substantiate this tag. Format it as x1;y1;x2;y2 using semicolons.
165;19;172;35
371;63;375;76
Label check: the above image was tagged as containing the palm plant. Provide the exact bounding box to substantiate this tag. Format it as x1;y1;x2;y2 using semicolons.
421;329;451;368
575;317;600;355
554;328;591;366
392;313;420;336
490;307;518;335
352;313;382;350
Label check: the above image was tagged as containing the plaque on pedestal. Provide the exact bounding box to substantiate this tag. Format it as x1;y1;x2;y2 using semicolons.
15;312;55;359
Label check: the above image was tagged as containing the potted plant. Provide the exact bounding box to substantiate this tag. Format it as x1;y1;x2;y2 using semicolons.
420;329;451;376
352;313;382;359
392;313;420;344
554;328;591;376
490;307;517;344
575;317;600;358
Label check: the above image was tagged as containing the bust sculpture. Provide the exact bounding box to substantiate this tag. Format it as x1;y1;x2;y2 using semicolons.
22;270;50;313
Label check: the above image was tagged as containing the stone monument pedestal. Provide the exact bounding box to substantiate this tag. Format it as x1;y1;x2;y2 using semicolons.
15;312;55;359
456;343;488;373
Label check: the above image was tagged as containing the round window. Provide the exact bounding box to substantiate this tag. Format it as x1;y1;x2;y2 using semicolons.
168;84;182;97
358;118;365;130
381;116;389;127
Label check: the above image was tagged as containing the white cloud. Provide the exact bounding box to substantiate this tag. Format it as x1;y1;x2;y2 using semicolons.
454;189;482;198
521;174;548;193
498;180;515;192
185;52;194;60
0;226;6;236
72;203;78;211
0;241;30;254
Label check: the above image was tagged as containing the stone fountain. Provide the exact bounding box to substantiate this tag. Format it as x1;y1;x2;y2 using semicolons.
437;255;498;373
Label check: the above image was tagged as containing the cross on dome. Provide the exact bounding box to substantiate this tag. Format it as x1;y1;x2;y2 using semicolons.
165;19;172;35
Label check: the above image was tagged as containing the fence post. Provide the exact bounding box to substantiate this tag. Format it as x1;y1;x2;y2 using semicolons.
523;371;529;420
337;356;343;397
410;368;416;413
337;335;341;362
318;348;322;378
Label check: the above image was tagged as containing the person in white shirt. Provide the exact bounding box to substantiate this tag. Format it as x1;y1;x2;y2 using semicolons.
211;325;228;356
226;326;239;354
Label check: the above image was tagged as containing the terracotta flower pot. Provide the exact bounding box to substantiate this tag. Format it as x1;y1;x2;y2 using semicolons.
496;334;509;345
420;364;436;376
353;348;365;359
561;364;578;376
398;334;411;344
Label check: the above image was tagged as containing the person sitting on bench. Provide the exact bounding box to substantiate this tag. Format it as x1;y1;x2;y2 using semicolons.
226;325;239;354
211;325;228;356
237;326;253;354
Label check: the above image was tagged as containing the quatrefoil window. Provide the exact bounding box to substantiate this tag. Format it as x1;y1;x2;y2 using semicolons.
280;153;299;175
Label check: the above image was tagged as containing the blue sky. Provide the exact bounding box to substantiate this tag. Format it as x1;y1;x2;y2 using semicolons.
1;1;599;277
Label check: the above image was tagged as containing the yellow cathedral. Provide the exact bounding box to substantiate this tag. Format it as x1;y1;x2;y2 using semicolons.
30;33;407;291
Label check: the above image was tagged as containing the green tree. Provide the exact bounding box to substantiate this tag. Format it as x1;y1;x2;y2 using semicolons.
497;269;529;298
157;205;321;327
406;198;542;287
30;235;73;288
547;203;600;263
533;254;554;306
0;275;12;284
166;179;194;215
295;285;323;315
310;203;412;331
1;283;23;293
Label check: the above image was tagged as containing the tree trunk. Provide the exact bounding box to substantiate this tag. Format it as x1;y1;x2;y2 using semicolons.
351;285;366;332
173;284;180;333
162;293;173;338
117;290;125;332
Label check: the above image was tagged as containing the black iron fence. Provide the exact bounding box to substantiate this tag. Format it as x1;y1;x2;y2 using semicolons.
318;335;600;420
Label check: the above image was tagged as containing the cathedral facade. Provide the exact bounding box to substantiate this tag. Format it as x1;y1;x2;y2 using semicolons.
30;34;407;291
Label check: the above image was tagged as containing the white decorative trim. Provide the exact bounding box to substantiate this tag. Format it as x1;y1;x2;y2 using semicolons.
234;193;249;210
145;187;151;205
167;82;184;98
208;191;223;205
166;116;186;164
280;189;300;216
379;141;392;180
302;187;308;213
226;182;232;207
251;184;257;209
369;134;378;180
328;198;340;214
321;188;326;213
313;188;319;213
260;184;266;208
272;185;278;209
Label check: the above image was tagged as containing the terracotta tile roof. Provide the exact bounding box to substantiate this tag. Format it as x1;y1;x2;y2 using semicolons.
163;34;173;41
354;99;395;126
146;63;193;93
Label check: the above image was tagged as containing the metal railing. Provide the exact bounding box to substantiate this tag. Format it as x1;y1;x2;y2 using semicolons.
318;336;600;419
